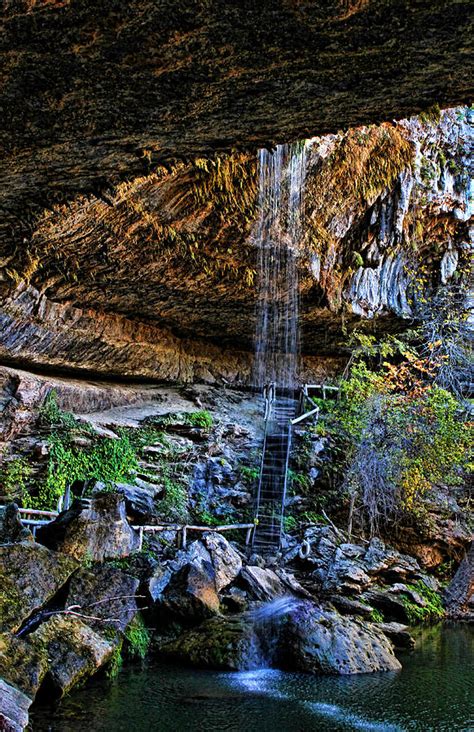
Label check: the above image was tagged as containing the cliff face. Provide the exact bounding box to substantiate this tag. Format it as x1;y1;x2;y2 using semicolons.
1;109;472;382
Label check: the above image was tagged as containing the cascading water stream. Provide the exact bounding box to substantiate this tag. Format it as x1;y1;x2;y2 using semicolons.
252;142;310;552
253;142;308;392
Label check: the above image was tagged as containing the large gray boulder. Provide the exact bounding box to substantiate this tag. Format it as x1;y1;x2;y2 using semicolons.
240;566;288;601
28;614;115;697
282;602;401;675
0;542;78;632
36;493;139;561
93;478;161;522
201;532;242;592
322;558;371;595
66;565;140;635
154;541;220;622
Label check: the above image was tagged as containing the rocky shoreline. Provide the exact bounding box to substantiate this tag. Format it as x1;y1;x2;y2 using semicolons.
1;491;469;731
0;377;472;731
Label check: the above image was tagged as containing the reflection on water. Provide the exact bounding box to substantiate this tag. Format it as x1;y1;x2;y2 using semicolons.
31;625;473;732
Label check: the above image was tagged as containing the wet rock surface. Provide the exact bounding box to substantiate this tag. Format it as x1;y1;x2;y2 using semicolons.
282;603;402;675
37;494;139;562
240;566;288;602
0;542;77;633
29;615;115;698
159;616;258;671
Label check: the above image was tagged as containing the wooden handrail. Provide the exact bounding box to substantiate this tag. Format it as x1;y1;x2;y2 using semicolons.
17;510;254;551
133;522;255;550
18;508;58;518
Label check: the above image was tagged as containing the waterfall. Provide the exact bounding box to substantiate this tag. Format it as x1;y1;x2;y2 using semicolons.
253;142;308;392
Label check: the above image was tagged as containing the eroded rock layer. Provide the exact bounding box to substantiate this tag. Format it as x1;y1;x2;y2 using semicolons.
1;109;471;382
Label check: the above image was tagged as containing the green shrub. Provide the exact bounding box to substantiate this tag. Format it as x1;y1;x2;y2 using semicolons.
158;464;188;521
239;465;259;484
194;508;220;526
33;433;140;510
184;411;213;429
39;390;78;430
0;457;31;502
401;581;445;625
124;614;151;660
106;643;123;679
370;608;384;623
283;515;298;532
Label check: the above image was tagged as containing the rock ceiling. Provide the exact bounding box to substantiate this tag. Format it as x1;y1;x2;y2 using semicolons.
1;0;472;246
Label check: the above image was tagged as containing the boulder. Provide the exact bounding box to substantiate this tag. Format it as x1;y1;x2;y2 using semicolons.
329;596;375;620
362;589;411;623
0;679;31;732
0;542;77;632
159;615;259;670
0;504;33;545
201;532;242;592
0;633;48;698
240;566;288;602
66;566;140;635
282;603;401;675
155;541;220;622
322;559;371;595
378;622;415;650
29;614;115;697
36;493;139;561
94;478;160;522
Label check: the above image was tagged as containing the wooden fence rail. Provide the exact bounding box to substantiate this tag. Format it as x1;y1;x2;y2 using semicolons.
133;522;255;550
16;507;254;550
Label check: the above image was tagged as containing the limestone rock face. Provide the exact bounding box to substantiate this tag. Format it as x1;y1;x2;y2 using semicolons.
36;494;139;562
282;603;401;675
444;543;474;621
1;109;470;383
0;542;77;633
29;615;115;698
1;0;470;257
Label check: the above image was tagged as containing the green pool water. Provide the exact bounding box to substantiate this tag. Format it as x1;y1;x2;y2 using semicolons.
31;624;473;731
